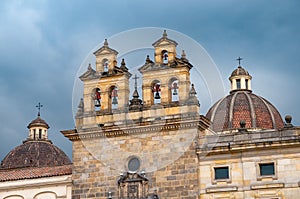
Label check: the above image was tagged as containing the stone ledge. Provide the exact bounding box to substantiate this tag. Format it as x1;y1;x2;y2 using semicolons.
206;186;238;193
250;182;284;190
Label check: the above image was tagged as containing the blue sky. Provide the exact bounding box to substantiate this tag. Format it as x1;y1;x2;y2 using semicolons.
0;0;299;160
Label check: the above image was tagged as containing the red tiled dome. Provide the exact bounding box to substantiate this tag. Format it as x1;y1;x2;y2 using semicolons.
0;141;71;169
206;91;284;132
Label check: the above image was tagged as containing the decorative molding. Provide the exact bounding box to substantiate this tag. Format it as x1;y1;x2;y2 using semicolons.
250;183;284;190
64;120;200;141
206;186;237;193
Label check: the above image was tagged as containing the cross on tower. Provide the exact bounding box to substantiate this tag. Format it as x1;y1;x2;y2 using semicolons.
133;74;139;91
236;57;243;66
36;102;43;116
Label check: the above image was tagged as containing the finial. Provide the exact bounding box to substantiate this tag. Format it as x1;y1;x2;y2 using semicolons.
181;50;186;59
145;55;153;64
238;120;248;132
76;98;84;117
284;115;293;128
240;120;246;128
104;39;108;47
120;58;128;71
121;58;126;66
78;98;84;109
163;30;167;38
190;84;197;96
87;63;92;70
132;74;140;98
36;102;43;116
236;57;243;66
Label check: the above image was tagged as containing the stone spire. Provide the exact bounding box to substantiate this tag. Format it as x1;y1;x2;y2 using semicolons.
129;74;142;110
76;98;84;118
186;84;199;105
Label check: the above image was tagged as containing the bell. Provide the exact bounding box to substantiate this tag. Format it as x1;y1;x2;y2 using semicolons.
154;91;161;99
173;88;178;95
112;96;118;105
95;100;101;107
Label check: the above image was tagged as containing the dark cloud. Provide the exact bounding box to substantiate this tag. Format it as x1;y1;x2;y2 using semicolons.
0;0;299;160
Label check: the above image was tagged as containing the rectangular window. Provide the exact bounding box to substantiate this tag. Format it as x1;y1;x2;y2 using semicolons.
214;166;229;180
236;79;241;89
245;79;248;89
259;163;275;176
39;129;42;139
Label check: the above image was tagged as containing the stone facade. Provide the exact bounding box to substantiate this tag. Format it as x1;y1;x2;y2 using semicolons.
0;175;72;199
197;128;300;199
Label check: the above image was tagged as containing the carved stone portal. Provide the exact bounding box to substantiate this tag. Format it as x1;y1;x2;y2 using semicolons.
118;172;156;199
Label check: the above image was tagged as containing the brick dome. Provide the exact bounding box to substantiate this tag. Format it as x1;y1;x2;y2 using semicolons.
0;141;71;169
206;91;284;132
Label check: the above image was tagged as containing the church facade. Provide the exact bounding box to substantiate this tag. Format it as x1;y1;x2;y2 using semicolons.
1;30;300;199
61;31;300;199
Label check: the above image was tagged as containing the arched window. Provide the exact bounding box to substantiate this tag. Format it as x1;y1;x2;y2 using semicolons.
110;86;118;110
102;58;109;73
94;88;101;111
152;80;161;104
169;78;179;102
162;50;168;64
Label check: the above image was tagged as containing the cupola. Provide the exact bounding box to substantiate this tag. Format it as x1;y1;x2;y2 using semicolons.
27;103;49;141
229;57;252;93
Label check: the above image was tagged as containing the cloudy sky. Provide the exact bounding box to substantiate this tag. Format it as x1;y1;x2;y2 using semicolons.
0;0;299;160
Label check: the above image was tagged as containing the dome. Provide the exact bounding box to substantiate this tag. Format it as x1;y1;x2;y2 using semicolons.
0;141;71;169
206;91;284;132
27;115;49;129
230;66;250;77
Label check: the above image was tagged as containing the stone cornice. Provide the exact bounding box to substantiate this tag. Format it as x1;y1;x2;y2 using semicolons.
197;128;300;155
62;116;209;141
0;175;72;190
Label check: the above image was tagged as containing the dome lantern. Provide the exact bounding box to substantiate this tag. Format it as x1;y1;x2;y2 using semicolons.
27;103;49;141
229;57;252;93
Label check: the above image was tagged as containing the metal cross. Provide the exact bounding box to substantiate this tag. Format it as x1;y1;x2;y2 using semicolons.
36;102;43;116
133;74;139;90
236;57;243;66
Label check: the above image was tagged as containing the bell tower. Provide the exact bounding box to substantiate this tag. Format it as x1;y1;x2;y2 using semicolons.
139;30;195;107
77;39;131;128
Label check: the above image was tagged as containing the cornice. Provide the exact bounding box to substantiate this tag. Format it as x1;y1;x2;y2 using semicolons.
62;116;208;141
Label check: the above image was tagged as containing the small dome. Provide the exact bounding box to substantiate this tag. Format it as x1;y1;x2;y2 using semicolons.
230;66;249;77
206;91;284;132
1;141;71;169
27;115;49;129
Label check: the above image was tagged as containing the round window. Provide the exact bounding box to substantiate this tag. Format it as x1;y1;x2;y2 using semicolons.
128;157;140;172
